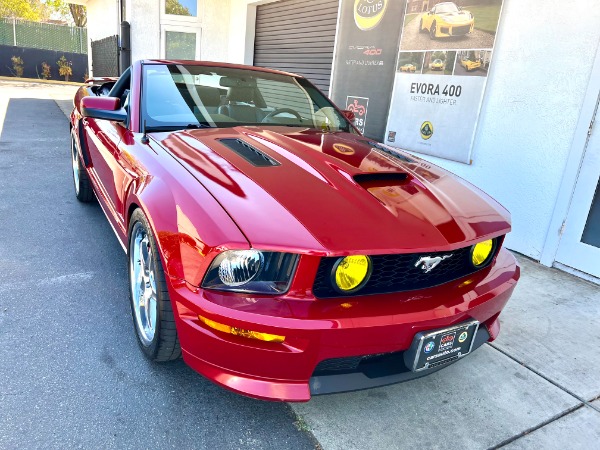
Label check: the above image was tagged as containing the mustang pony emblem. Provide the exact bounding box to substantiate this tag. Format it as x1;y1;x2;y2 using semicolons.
415;255;453;273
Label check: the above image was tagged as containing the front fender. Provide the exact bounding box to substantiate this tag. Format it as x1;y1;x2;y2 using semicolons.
125;172;249;287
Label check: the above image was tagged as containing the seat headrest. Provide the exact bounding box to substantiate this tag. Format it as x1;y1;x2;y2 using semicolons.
196;86;221;106
226;86;256;104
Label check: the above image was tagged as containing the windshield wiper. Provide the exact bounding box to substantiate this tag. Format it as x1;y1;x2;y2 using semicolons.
146;123;212;132
184;123;211;129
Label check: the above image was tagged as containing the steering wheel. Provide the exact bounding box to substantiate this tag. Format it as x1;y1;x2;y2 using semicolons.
262;108;302;123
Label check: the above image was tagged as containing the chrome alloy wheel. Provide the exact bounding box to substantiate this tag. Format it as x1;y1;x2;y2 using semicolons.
130;223;158;345
71;136;80;195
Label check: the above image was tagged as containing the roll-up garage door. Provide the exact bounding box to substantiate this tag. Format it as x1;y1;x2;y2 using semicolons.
253;0;339;94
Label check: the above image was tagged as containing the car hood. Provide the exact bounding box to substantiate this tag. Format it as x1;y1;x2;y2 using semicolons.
155;127;510;255
438;11;471;23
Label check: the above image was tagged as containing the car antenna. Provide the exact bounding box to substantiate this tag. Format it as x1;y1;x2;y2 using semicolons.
140;119;149;144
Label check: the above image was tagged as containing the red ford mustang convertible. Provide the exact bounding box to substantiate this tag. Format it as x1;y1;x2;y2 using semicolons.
70;60;519;401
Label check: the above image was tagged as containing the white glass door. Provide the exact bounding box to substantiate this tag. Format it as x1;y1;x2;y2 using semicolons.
555;95;600;279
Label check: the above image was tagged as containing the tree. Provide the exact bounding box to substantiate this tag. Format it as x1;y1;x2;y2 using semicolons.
43;0;87;27
166;0;192;16
68;4;86;26
0;0;43;21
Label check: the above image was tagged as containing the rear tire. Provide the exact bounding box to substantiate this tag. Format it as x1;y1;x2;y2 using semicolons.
71;133;94;202
419;19;426;33
128;208;181;362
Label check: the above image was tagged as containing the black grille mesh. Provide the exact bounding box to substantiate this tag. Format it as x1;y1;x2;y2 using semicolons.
219;139;280;167
313;244;495;298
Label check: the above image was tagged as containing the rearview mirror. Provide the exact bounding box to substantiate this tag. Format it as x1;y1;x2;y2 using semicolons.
81;97;126;122
341;109;356;122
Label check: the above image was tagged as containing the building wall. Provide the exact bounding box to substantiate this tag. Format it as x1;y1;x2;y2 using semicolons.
128;0;159;61
228;0;276;65
423;0;600;260
201;0;231;61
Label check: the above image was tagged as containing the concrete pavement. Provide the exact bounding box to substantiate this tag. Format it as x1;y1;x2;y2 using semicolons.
1;79;599;449
291;255;600;449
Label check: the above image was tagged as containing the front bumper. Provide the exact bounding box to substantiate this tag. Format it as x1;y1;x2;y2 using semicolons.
437;21;474;37
169;248;520;401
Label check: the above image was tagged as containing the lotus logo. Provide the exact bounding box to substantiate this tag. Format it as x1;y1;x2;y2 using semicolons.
414;255;453;273
354;0;388;31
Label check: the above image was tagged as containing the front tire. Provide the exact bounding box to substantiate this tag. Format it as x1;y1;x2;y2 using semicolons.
128;209;181;362
429;21;437;40
71;133;94;202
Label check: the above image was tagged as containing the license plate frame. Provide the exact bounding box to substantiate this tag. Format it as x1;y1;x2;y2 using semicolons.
408;320;480;372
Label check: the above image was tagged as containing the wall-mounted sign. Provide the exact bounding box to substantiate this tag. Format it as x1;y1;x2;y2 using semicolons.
385;0;505;164
330;0;406;141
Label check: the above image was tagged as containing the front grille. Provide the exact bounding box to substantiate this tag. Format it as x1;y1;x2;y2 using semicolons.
313;243;498;298
314;352;404;376
452;25;471;35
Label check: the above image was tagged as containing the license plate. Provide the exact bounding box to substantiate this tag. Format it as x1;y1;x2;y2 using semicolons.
408;321;479;372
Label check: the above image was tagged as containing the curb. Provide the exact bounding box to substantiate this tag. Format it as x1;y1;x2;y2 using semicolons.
0;76;84;86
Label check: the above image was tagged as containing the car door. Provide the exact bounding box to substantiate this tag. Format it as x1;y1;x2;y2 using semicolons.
83;73;135;234
84;116;123;224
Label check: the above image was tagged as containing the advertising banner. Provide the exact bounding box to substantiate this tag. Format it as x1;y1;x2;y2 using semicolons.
330;0;406;140
385;0;505;163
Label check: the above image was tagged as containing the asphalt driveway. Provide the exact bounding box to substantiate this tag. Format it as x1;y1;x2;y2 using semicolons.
1;80;599;449
401;14;496;51
0;81;316;449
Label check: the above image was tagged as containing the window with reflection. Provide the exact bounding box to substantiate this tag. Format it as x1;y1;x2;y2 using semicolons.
165;0;197;17
165;31;196;60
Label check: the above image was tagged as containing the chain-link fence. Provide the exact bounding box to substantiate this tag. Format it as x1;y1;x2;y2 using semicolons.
91;35;119;77
0;18;87;54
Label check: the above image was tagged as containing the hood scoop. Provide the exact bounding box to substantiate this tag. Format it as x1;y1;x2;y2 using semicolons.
353;172;409;188
219;138;280;167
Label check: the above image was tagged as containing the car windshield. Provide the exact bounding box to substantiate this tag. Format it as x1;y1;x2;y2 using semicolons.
142;64;350;132
435;3;459;14
434;60;443;64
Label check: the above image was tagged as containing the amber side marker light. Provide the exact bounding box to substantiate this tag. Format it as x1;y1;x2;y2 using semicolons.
198;315;285;343
471;239;494;267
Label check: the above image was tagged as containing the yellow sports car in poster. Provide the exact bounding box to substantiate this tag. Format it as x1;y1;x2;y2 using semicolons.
400;63;417;73
420;2;475;39
429;59;445;71
460;58;481;71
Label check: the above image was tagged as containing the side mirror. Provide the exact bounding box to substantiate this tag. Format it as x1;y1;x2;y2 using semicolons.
81;96;126;122
341;109;356;122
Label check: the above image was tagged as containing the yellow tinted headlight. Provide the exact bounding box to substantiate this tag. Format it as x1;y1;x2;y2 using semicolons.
472;240;494;266
334;255;371;292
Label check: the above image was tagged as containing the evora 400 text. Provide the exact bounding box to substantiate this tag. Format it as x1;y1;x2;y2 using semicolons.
70;60;520;401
